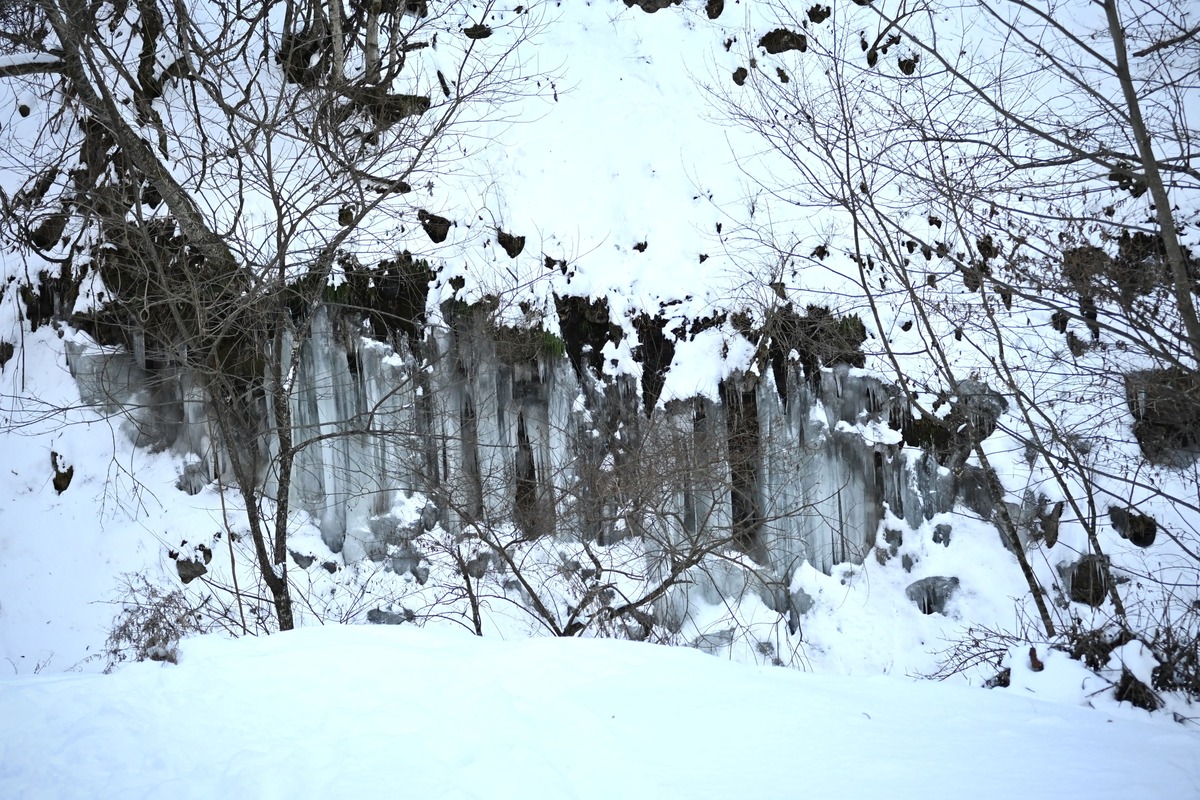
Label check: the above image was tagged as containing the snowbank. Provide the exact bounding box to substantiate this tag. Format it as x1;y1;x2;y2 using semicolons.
1;625;1196;799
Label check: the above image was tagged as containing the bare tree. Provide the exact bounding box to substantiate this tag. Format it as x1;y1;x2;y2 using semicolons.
0;0;552;630
713;0;1200;660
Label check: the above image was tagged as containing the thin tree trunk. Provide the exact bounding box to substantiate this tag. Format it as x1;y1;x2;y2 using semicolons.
211;383;296;631
1105;0;1200;364
365;0;380;84
329;0;344;84
271;322;295;578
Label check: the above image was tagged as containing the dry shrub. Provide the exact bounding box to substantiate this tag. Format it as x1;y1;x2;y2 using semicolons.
101;573;211;672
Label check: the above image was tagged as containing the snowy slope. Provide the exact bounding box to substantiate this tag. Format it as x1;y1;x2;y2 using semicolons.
1;625;1197;800
0;326;206;672
0;0;1196;755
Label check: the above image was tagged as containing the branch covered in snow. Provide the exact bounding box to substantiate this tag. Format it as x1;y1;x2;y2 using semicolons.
0;52;62;77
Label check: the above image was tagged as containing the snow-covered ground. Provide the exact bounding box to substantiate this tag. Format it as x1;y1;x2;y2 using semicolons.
2;624;1197;799
4;326;1196;795
1;1;1199;794
0;327;180;673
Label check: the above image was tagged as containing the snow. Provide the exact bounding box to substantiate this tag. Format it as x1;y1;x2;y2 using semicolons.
0;326;184;672
658;324;755;405
0;53;60;70
0;1;1198;794
1;624;1196;799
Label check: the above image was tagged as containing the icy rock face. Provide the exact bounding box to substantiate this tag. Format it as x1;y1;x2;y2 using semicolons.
1061;555;1111;607
1108;506;1157;548
64;304;974;584
271;307;969;584
905;576;960;615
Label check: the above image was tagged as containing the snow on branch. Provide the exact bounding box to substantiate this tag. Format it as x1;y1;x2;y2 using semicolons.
0;52;63;77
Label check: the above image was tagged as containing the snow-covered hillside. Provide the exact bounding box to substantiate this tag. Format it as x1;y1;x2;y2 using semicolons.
1;0;1199;791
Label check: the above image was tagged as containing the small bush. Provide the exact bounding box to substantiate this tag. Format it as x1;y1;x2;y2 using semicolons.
1149;611;1200;699
102;573;211;672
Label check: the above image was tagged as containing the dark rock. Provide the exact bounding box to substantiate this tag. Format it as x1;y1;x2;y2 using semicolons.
771;584;814;636
1125;368;1200;465
343;88;431;127
760;305;866;392
0;340;12;370
1068;627;1131;671
789;587;813;618
881;526;903;559
759;29;807;54
384;538;428;584
421;502;440;531
1109;506;1157;548
465;553;490;579
1113;230;1165;301
463;24;492;39
632;313;675;412
278;27;326;85
417;209;452;243
1065;232;1166;309
706;0;724;19
367;608;416;625
555;295;622;380
30;213;68;251
1040;500;1064;548
933;523;952;546
50;451;73;494
898;380;1006;468
290;550;316;570
905;576;959;615
719;376;765;555
1067;554;1109;607
174;556;207;584
497;228;525;258
1063;246;1107;339
1067;330;1088;357
1079;294;1100;340
175;461;209;495
1114;668;1161;711
732;66;748;86
956;465;997;520
957;379;1007;428
985;667;1011;688
624;0;682;12
691;628;735;655
807;4;831;23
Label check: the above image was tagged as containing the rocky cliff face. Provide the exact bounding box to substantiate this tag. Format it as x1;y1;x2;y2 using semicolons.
65;297;983;596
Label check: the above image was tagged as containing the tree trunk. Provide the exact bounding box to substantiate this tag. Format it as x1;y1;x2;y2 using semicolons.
1105;0;1200;365
365;0;381;84
329;0;344;84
